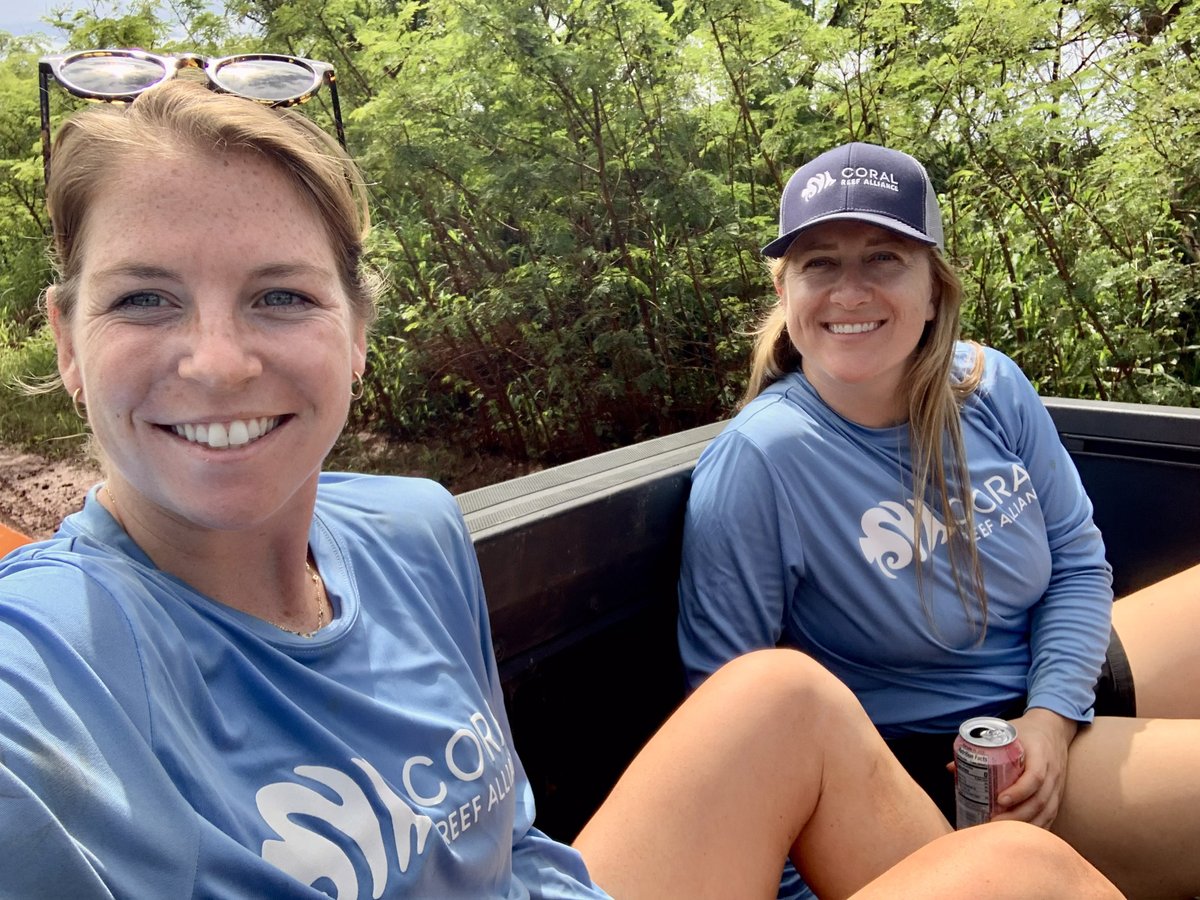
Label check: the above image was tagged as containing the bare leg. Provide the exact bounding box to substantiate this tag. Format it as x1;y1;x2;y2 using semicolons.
852;822;1122;900
1113;561;1200;718
1055;716;1200;899
574;649;951;900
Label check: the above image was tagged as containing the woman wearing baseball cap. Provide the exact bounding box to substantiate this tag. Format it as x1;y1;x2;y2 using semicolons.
1;63;1125;899
678;141;1200;898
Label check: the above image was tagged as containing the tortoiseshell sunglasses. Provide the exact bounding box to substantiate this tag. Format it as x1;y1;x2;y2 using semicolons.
39;49;346;185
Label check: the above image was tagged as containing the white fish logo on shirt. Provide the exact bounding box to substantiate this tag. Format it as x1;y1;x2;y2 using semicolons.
257;757;434;899
859;500;948;577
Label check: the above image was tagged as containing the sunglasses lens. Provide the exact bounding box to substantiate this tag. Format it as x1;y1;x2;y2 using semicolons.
59;55;168;97
212;58;318;103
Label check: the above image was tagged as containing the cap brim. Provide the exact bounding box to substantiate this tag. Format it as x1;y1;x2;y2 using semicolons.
761;211;940;258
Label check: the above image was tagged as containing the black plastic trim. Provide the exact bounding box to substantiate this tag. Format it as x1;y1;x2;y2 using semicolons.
456;397;1200;837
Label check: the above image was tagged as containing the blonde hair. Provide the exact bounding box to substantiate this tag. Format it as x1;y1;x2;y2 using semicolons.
45;79;380;326
747;244;989;634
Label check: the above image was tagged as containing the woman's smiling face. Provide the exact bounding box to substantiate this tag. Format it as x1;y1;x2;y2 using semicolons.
777;220;936;427
51;149;367;533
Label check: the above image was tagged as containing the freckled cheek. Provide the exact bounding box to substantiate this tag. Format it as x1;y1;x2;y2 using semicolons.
89;385;138;428
82;351;157;428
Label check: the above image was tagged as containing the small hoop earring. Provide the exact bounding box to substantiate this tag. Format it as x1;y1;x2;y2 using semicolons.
350;371;364;401
71;387;87;420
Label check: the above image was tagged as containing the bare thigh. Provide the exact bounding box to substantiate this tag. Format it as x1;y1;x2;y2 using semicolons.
1112;561;1200;718
1054;716;1200;899
573;649;950;900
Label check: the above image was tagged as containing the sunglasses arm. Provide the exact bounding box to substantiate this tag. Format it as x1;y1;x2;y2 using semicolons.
328;78;347;150
38;68;53;189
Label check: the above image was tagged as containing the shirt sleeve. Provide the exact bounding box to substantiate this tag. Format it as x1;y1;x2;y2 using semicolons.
0;569;200;898
677;429;800;688
985;354;1113;722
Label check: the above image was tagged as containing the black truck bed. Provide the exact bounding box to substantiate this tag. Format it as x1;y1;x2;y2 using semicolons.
458;398;1200;838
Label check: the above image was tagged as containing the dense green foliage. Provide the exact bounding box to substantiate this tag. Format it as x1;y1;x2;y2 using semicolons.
1;0;1197;466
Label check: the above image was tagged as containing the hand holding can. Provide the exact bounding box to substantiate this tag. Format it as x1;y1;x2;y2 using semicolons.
954;717;1026;829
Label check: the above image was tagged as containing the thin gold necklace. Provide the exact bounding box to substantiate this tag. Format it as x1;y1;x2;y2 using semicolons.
103;482;326;637
287;560;326;638
104;482;125;529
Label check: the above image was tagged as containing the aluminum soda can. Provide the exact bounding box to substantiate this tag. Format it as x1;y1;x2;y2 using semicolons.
953;716;1025;829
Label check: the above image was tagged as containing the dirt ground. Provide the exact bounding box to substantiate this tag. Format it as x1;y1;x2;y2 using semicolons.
0;439;539;542
0;445;102;540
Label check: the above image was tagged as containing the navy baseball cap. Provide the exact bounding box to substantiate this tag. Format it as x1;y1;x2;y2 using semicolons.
762;142;944;257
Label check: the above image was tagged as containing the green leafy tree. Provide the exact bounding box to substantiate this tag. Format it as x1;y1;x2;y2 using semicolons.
1;0;1196;473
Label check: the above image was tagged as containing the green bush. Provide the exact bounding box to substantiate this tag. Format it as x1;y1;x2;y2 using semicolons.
1;0;1197;471
0;326;85;459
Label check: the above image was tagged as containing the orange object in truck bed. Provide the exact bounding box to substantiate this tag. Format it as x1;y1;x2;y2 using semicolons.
0;522;32;557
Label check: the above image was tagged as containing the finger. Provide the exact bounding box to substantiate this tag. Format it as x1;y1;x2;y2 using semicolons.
996;769;1040;807
999;776;1064;829
990;787;1048;826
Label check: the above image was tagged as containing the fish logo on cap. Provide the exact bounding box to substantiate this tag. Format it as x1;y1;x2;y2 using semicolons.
801;171;835;201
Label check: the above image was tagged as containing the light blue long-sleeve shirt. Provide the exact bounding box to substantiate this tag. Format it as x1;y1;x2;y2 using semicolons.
679;344;1113;738
0;473;607;899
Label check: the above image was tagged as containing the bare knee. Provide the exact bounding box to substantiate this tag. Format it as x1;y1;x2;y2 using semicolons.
702;649;860;724
953;822;1121;898
970;821;1088;870
962;820;1064;863
706;648;850;694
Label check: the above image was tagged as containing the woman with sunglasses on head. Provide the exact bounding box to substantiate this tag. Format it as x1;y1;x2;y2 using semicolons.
0;69;1122;898
677;142;1200;899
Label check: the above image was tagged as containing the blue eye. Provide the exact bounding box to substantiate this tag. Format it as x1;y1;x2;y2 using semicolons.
116;291;166;308
260;290;309;307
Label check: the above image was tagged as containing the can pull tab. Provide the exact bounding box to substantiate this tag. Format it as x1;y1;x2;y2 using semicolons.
969;725;1009;741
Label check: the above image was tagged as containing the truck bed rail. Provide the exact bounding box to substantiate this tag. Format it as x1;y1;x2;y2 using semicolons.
459;397;1200;837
